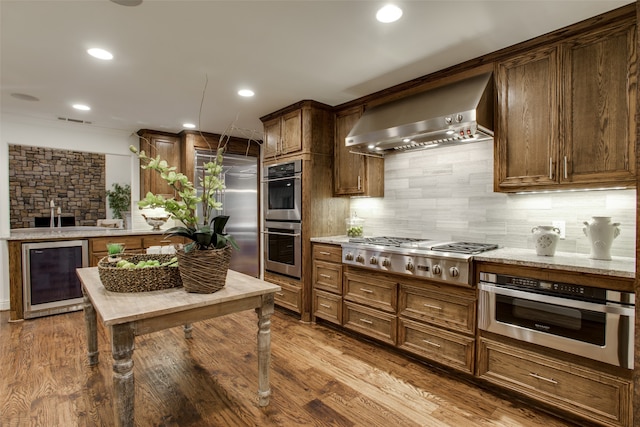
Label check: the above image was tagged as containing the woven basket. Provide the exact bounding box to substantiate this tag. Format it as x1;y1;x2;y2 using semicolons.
98;254;182;293
176;245;232;293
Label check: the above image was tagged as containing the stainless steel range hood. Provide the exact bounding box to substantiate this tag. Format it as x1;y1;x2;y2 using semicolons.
346;72;494;154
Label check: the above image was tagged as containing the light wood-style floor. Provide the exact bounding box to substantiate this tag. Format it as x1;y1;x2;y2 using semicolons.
1;308;585;426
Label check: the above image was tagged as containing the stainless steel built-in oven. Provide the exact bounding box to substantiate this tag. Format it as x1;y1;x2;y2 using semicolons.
22;240;89;319
263;160;302;222
263;221;302;279
479;272;635;369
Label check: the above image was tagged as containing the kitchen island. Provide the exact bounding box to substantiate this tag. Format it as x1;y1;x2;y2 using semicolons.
4;226;182;321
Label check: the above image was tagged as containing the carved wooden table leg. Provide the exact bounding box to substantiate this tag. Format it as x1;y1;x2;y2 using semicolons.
255;293;274;407
111;323;135;427
183;323;193;339
83;291;98;366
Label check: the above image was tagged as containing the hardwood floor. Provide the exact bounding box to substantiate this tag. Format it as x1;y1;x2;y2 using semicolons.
0;308;585;427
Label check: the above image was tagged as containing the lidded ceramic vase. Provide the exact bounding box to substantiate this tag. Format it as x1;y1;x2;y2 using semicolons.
582;216;620;260
531;225;561;256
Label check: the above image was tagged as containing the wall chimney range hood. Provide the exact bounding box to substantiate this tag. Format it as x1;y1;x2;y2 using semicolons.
346;72;494;154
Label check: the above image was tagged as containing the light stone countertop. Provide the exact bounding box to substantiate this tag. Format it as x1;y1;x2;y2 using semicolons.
311;235;635;279
3;227;167;241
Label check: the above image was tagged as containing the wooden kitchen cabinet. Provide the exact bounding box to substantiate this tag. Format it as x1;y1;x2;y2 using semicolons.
333;106;384;197
397;282;477;374
312;243;343;324
262;110;302;158
89;234;185;266
477;337;632;427
264;271;302;314
137;130;181;199
261;101;334;160
495;19;636;192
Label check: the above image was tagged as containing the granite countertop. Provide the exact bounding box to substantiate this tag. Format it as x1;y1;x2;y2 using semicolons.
3;227;167;241
311;235;635;279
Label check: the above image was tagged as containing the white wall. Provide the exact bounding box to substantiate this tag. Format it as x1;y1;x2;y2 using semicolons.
350;139;636;258
0;114;139;310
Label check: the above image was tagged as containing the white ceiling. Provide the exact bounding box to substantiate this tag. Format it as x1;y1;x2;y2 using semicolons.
0;0;634;140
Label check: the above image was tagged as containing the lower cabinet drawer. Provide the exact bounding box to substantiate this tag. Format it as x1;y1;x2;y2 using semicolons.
343;301;396;345
272;281;301;314
398;318;475;374
477;338;632;427
313;289;342;325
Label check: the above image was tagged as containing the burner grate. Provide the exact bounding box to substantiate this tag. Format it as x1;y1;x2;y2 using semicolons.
430;242;498;254
348;236;427;247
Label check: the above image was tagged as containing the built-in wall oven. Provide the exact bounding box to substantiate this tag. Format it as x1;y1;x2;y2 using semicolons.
263;160;302;222
263;221;302;279
22;240;89;319
479;272;635;369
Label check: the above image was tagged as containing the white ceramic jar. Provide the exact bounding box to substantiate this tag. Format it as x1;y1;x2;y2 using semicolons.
582;216;620;260
531;225;561;256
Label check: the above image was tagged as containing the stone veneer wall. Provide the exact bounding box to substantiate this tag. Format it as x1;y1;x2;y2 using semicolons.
8;144;106;229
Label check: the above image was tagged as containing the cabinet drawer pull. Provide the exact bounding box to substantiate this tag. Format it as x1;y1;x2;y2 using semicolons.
320;274;332;279
276;292;285;297
359;318;373;324
319;251;331;256
422;339;441;348
320;303;332;309
423;304;442;310
528;372;557;384
359;288;373;293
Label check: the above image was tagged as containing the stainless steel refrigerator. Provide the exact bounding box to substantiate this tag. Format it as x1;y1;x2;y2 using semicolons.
195;150;259;277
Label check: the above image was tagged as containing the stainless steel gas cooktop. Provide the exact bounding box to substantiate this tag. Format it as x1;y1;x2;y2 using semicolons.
342;236;498;286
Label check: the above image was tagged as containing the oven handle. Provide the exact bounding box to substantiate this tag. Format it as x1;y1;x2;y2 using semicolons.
261;231;302;237
261;175;301;183
478;283;635;317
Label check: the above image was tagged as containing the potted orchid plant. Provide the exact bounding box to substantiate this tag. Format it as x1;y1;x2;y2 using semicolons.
129;145;238;253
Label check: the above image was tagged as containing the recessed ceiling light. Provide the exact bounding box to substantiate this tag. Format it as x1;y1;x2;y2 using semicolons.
183;123;196;129
376;4;403;23
87;48;113;60
11;93;39;101
238;89;255;97
73;104;91;111
110;0;142;6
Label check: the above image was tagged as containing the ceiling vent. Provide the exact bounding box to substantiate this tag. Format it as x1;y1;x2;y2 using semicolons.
58;117;93;125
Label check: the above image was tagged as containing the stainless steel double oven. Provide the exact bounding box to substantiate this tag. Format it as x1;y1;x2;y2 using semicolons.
263;160;302;279
479;271;635;369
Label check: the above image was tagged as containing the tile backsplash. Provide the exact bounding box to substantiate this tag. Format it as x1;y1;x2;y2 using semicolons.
350;140;636;258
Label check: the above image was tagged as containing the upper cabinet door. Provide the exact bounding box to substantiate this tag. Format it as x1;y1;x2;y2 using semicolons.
334;106;384;197
138;131;181;199
495;45;560;191
561;22;637;187
263;117;281;159
280;110;303;155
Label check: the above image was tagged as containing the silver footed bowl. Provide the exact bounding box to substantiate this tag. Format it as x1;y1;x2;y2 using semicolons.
141;214;169;230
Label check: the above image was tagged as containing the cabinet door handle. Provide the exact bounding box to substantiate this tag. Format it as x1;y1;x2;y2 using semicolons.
319;251;331;256
549;157;553;180
357;175;361;191
359;288;373;293
320;303;332;309
528;372;558;384
319;274;331;279
422;339;441;348
423;304;442;310
359;318;373;324
563;156;568;179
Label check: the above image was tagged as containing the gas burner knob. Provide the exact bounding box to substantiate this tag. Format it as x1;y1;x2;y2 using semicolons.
345;252;354;261
382;258;391;267
370;256;378;265
405;261;415;272
432;265;442;275
356;254;365;263
449;267;459;277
